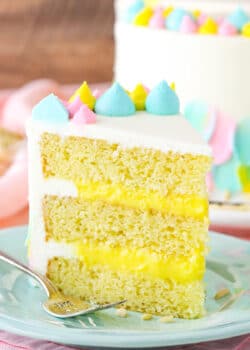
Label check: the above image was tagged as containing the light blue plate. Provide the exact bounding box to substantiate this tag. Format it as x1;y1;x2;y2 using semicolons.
0;226;249;348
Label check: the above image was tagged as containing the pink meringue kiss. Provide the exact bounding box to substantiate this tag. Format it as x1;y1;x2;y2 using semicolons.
209;113;236;165
143;85;150;93
71;105;96;125
197;13;208;26
216;16;224;26
0;145;28;219
93;89;103;99
180;15;198;33
2;79;65;135
149;13;165;29
67;95;82;117
218;20;238;36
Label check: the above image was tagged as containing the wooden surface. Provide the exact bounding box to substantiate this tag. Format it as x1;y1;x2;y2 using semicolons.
0;0;114;88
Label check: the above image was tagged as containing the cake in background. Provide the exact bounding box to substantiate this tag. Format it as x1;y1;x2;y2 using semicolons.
27;80;211;318
0;127;28;219
114;0;250;197
0;128;23;176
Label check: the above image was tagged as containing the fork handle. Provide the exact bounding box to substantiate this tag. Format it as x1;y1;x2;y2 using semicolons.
0;250;58;297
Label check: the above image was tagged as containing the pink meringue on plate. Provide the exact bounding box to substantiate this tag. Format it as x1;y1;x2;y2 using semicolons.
218;19;238;36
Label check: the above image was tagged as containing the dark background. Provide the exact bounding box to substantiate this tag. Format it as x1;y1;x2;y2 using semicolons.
0;0;114;88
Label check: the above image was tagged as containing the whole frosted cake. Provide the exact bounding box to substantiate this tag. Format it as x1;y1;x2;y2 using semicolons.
114;0;250;195
27;81;211;318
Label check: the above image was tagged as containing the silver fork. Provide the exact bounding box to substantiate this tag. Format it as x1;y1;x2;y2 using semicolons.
0;250;126;318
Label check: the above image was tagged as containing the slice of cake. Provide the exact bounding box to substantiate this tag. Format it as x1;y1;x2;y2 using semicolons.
27;81;211;319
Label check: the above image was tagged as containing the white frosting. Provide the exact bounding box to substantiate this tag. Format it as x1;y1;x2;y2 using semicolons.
42;178;77;197
27;113;210;156
114;6;250;122
31;240;76;275
27;123;48;275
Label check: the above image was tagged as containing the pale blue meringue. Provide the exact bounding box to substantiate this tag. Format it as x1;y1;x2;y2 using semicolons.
32;94;69;123
234;117;250;165
184;101;217;142
166;8;189;31
145;81;180;115
95;82;135;117
124;0;144;23
227;7;249;30
212;154;241;193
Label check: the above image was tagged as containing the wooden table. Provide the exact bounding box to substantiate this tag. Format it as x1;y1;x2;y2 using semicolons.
0;0;114;88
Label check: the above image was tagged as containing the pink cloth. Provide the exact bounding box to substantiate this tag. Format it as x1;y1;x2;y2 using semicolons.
0;331;73;349
0;331;249;349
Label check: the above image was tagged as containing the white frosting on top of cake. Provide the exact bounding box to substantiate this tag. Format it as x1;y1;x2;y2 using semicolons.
26;112;211;156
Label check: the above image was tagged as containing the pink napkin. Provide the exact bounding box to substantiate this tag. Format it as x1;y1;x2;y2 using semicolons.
0;331;74;350
0;331;249;350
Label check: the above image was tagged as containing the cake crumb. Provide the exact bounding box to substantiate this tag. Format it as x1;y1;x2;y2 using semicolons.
214;288;230;300
160;315;174;323
116;308;128;318
142;313;153;321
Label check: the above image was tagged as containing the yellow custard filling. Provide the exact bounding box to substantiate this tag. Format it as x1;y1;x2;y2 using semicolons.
76;243;205;283
76;181;208;219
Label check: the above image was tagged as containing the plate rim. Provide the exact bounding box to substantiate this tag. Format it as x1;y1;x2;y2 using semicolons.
0;225;250;348
0;316;250;348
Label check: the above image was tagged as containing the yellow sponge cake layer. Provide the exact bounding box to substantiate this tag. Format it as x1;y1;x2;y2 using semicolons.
43;196;208;257
40;133;211;196
48;257;205;318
